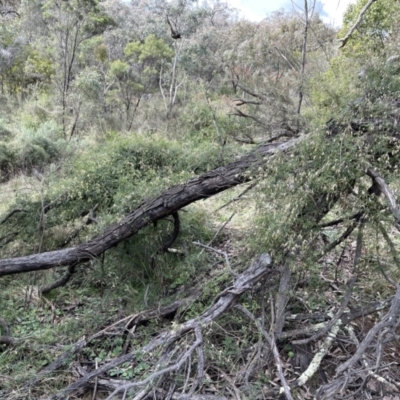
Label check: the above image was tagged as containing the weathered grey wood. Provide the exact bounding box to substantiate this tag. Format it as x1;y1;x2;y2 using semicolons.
50;254;273;399
0;137;303;276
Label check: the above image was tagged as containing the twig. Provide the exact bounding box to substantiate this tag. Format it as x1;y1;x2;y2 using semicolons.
366;167;400;231
51;254;273;400
338;0;378;48
378;222;400;270
274;265;291;338
214;182;257;212
236;83;267;101
337;284;400;374
296;319;341;387
319;212;363;258
294;222;362;345
193;241;237;276
24;294;199;392
347;325;400;393
319;211;364;228
206;212;236;248
292;275;356;345
0;208;27;225
91;359;98;400
235;304;294;400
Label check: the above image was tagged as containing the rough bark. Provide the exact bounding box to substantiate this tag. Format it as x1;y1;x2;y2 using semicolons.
0;137;303;277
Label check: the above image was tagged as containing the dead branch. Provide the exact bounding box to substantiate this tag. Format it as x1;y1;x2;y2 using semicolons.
319;212;364;257
339;0;378;48
319;211;364;228
296;319;341;387
281;295;393;338
0;208;27;225
231;107;267;127
50;254;273;400
378;222;400;270
236;83;267;101
274;46;299;71
62;205;99;248
105;327;203;400
0;317;10;336
297;0;309;116
337;284;400;374
0;137;302;277
0;317;15;345
0;335;16;345
232;98;262;106
0;231;19;248
205;212;235;247
274;265;291;338
39;264;76;294
292;276;356;345
236;304;294;400
366;166;400;231
347;325;400;393
294;222;363;345
193;241;236;276
25;292;200;391
264;130;297;143
214;182;257;212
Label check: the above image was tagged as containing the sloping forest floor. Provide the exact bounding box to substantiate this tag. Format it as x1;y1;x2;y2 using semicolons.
2;0;400;399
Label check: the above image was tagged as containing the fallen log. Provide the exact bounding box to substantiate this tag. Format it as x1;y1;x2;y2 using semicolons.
0;137;303;276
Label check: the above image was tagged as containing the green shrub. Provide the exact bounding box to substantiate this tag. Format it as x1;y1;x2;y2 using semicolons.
18;135;60;169
0;120;12;141
0;143;16;182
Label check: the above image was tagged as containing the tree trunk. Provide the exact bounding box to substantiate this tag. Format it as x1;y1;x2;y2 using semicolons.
0;137;304;276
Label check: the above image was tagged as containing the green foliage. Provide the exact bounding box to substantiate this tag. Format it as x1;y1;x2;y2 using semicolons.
340;0;400;57
24;50;55;85
124;34;174;65
93;42;108;63
109;60;129;79
73;67;102;99
0;132;235;253
84;12;116;36
0;119;12;140
309;54;362;122
0;143;16;181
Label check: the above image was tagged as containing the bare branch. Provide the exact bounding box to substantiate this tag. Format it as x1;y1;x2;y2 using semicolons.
232;98;262;106
366;166;400;231
0;208;27;225
50;254;273;399
236;304;295;400
231;107;267;126
347;325;400;393
236;83;267;101
193;241;237;276
337;284;400;374
296;319;341;387
339;0;378;48
39;264;76;294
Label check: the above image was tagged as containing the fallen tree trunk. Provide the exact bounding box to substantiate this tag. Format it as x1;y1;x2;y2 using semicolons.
0;137;303;276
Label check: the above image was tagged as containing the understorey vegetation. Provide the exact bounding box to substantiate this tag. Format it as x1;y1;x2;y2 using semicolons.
1;0;400;399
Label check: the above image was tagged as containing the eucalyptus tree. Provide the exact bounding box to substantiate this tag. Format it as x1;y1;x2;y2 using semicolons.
21;0;115;138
